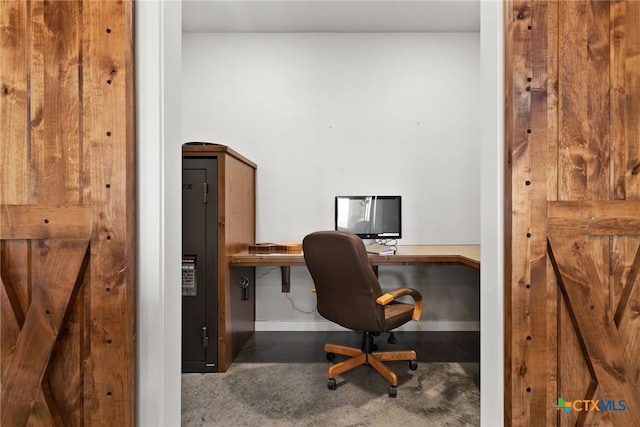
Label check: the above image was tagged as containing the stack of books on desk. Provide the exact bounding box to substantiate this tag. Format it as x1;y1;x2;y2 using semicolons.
248;242;302;254
366;243;396;255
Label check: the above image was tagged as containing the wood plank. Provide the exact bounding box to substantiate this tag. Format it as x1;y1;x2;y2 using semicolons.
541;8;561;420
611;0;628;201
616;240;640;389
0;205;91;239
20;3;87;422
44;258;87;427
0;239;89;427
611;0;640;396
548;200;640;235
558;291;594;427
505;0;537;424
0;0;29;206
224;154;257;256
612;0;640;200
502;1;516;422
0;276;22;375
1;277;62;426
612;239;640;327
217;154;233;372
29;0;82;205
0;240;30;327
225;155;257;367
81;1;135;424
626;1;640;198
558;0;611;201
549;235;640;426
528;2;557;422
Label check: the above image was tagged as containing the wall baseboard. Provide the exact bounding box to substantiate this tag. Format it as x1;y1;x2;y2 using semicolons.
255;321;480;332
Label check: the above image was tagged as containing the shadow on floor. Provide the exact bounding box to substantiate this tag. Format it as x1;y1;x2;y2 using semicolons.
235;331;479;364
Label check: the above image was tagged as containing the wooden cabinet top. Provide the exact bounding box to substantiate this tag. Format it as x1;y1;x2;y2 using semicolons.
182;143;257;169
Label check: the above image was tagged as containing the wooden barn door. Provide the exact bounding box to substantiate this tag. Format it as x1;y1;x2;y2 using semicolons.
0;1;135;425
505;1;640;425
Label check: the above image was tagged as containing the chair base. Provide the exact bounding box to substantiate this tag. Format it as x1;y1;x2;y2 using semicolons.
324;342;417;387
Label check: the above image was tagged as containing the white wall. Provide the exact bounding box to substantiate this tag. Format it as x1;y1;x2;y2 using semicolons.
136;1;182;426
480;0;504;423
183;33;480;245
182;33;481;331
252;263;479;331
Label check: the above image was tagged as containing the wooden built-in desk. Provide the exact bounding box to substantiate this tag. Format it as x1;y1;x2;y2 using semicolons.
230;244;480;268
229;245;480;292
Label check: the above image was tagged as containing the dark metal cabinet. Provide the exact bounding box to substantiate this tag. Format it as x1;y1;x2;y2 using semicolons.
182;144;257;373
182;157;218;372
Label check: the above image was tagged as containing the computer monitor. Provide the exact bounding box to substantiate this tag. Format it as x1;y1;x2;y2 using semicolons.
334;196;402;240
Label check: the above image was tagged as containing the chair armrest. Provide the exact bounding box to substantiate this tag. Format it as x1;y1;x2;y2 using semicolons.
376;287;423;321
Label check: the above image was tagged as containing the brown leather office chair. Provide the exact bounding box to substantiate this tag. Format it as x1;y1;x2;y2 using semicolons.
302;230;423;397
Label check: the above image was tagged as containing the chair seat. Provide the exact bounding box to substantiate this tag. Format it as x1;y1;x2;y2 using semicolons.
383;302;415;331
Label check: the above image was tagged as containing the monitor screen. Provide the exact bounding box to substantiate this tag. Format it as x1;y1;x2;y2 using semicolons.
334;196;402;240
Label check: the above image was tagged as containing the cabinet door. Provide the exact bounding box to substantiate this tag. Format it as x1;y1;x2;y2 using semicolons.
182;158;218;372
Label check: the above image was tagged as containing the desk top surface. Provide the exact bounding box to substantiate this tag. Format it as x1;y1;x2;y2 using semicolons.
229;244;480;270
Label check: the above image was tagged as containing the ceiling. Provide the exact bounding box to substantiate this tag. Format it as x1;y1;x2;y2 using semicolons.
182;0;481;33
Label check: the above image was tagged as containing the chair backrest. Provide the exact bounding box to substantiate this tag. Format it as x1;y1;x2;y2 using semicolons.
302;231;385;332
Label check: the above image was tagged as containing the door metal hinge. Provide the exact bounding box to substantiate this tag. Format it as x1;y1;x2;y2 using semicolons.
202;326;209;348
203;182;209;204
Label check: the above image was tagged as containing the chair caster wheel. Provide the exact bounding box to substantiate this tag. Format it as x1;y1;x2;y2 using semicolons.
409;360;418;370
328;378;336;390
326;352;335;362
389;386;397;398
